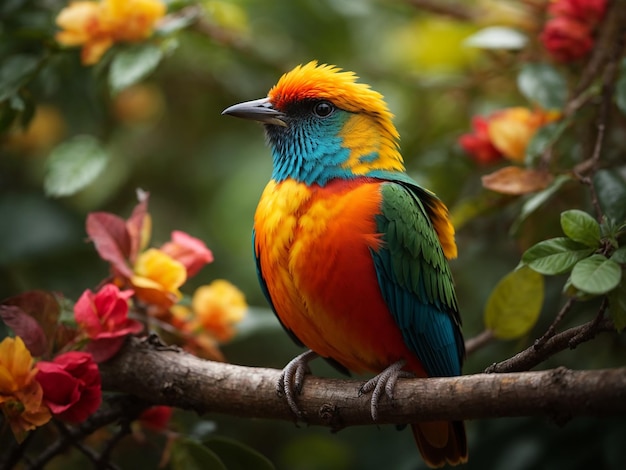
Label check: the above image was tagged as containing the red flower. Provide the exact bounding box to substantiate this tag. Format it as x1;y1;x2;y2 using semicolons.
36;352;101;423
540;16;594;62
139;405;173;431
74;284;143;362
458;116;504;165
548;0;607;26
160;231;214;278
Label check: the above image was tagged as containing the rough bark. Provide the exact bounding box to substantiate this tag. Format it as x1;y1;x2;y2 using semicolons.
99;336;626;430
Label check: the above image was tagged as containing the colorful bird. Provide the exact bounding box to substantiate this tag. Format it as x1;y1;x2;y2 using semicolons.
223;61;467;468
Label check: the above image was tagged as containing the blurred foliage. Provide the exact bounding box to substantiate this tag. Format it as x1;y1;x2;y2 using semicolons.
1;0;626;469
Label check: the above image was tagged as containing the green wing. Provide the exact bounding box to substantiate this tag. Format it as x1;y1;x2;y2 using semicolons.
370;179;464;377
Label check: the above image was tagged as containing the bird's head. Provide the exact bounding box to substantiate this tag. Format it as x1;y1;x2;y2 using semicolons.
223;61;405;186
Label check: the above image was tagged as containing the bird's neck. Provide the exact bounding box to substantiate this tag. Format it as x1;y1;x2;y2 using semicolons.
269;113;405;187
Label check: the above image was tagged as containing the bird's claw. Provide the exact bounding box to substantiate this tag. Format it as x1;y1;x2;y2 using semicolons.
277;350;318;419
359;360;413;422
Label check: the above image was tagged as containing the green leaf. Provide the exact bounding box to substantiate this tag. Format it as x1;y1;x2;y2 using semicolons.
608;276;626;332
0;54;40;102
594;169;626;224
571;254;622;295
109;44;163;94
615;58;626;116
204;436;276;470
0;102;19;133
522;237;595;275
463;26;528;50
156;13;197;35
611;246;626;264
484;266;544;340
517;63;567;109
562;276;595;301
511;174;571;233
560;209;601;248
44;135;108;197
524;119;569;165
171;438;226;470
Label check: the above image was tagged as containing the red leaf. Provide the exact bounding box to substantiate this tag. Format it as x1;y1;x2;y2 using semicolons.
86;212;133;278
126;190;150;264
0;305;47;356
1;291;61;356
53;323;79;353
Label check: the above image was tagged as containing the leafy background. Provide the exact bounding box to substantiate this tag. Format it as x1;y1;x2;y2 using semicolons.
2;0;626;469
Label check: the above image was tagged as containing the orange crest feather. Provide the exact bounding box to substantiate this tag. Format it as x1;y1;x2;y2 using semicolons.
268;61;392;121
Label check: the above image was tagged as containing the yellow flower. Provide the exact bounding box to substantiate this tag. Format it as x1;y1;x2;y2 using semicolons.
131;248;186;311
190;280;247;342
0;337;51;442
488;107;561;163
55;0;166;65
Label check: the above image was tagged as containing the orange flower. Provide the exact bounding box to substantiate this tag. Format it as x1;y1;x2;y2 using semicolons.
487;107;560;162
130;248;186;311
55;0;166;65
190;280;247;342
0;337;51;442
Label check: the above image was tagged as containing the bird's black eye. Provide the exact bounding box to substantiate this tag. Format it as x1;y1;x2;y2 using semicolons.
312;101;334;118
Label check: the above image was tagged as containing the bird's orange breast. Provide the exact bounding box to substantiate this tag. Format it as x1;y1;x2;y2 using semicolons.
254;178;425;375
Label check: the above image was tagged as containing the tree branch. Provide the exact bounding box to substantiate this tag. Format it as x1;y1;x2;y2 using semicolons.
486;317;614;374
99;336;626;430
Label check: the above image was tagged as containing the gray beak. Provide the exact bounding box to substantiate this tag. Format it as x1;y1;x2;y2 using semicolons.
222;97;287;127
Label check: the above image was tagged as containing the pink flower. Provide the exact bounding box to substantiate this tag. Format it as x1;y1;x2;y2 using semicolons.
36;352;101;423
540;16;594;62
160;231;213;278
548;0;607;26
458;116;504;165
74;284;143;362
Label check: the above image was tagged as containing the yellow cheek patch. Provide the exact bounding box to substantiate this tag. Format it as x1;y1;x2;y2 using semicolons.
338;114;404;176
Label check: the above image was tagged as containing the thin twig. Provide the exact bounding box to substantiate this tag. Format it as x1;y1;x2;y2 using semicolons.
544;0;626;171
486;317;615;374
464;329;494;355
0;428;35;470
568;0;626;105
568;299;609;349
27;396;150;470
96;421;133;470
52;421;119;470
534;298;576;349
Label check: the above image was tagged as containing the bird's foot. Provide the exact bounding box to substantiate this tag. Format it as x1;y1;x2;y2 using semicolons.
359;360;414;421
277;350;319;419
